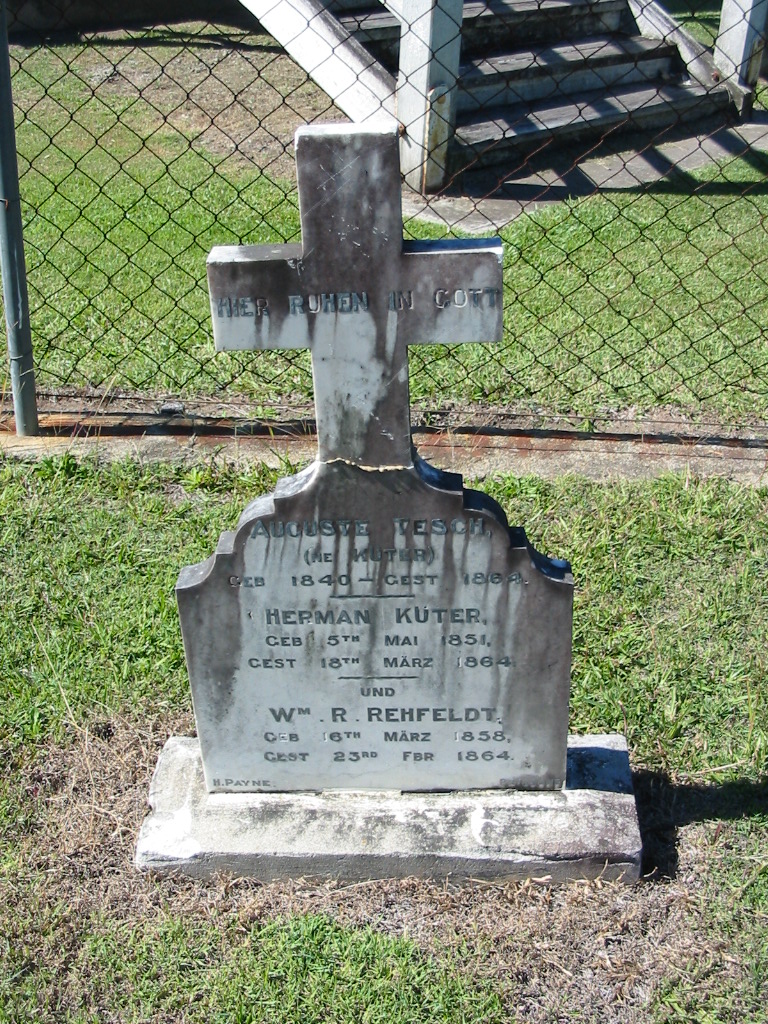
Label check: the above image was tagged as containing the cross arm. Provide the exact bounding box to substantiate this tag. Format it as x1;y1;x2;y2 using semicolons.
397;237;504;345
207;243;306;351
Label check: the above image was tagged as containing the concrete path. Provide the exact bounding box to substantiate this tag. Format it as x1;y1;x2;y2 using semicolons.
403;112;768;233
2;416;766;484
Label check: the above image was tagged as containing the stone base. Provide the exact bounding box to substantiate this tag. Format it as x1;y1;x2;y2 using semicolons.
135;735;642;882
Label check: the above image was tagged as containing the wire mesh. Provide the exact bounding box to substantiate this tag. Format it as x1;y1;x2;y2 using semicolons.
3;0;768;435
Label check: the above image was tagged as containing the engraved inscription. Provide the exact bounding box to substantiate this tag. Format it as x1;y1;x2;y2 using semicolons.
213;288;503;320
188;509;544;789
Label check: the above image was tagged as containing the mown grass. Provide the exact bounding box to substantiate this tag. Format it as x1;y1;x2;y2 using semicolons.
7;28;768;422
1;456;767;1021
2;909;505;1024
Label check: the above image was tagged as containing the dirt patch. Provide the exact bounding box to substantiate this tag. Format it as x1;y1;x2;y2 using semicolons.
21;20;346;181
4;716;759;1022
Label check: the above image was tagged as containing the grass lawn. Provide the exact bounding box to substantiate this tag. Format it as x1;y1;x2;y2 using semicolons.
6;24;768;424
664;0;723;48
1;454;766;1022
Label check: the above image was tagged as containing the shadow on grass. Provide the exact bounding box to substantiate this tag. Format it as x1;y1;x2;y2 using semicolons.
633;769;768;879
9;20;280;52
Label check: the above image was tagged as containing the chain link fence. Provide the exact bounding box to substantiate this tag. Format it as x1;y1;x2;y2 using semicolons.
2;0;768;436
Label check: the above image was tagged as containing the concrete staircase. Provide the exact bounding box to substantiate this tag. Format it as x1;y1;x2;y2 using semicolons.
334;0;733;181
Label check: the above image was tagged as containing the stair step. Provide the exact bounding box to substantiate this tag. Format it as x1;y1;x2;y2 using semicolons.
457;35;680;110
452;80;732;167
339;0;628;67
328;0;384;11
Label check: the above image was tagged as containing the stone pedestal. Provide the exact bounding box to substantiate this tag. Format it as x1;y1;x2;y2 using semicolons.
136;734;642;882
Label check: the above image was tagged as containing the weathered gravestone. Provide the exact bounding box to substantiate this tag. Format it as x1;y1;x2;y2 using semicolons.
136;123;641;881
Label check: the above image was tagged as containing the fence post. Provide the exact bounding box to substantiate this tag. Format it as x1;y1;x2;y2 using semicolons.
714;0;768;113
397;0;463;193
0;0;38;436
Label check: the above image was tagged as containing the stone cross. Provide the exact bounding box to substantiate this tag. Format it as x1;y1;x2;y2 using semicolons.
207;123;503;468
137;124;641;885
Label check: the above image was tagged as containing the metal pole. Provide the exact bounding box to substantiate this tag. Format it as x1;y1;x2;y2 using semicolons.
0;0;38;436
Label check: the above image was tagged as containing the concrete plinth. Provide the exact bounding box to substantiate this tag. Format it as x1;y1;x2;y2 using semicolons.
135;735;642;882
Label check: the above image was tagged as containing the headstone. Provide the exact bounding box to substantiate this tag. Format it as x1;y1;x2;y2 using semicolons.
136;123;642;881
